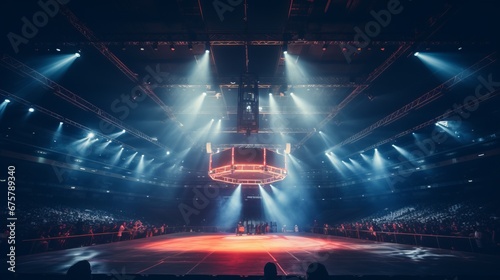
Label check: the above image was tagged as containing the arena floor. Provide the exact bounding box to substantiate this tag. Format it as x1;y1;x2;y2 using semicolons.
16;232;500;276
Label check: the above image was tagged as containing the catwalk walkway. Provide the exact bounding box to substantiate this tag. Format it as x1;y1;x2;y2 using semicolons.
15;232;500;277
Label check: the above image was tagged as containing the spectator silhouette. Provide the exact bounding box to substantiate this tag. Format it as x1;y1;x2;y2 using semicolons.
262;262;278;280
306;262;328;280
66;260;91;280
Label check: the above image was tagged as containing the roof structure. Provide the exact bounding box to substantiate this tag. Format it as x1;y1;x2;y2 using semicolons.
1;0;499;200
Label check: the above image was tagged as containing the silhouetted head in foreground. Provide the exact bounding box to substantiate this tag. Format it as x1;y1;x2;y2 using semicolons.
306;262;329;280
263;262;278;279
66;260;91;280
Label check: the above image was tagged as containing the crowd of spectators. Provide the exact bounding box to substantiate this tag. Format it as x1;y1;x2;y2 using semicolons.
321;200;500;252
4;202;173;254
5;196;500;255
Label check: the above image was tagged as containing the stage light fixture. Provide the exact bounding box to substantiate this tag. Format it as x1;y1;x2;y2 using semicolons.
56;48;61;52
4;99;10;103
436;121;449;127
205;42;210;53
140;47;145;51
188;43;193;51
170;44;175;51
282;41;288;54
122;129;126;133
28;107;34;112
322;43;328;51
59;122;63;125
74;52;81;57
414;52;420;57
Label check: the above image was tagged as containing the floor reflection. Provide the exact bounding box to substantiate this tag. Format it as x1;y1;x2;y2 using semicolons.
17;233;500;276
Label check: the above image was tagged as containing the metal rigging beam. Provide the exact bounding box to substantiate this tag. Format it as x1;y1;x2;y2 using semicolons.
174;106;333;115
353;88;500;156
293;3;461;152
0;89;140;152
34;35;493;48
156;83;360;88
293;43;413;151
36;39;469;47
0;55;169;150
206;128;314;134
211;144;286;150
60;7;187;134
335;52;497;149
152;75;359;88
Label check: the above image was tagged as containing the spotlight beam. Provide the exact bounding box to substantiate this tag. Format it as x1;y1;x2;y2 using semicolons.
59;9;192;143
0;89;159;160
259;185;288;226
216;185;242;227
325;153;347;176
331;52;497;149
292;44;418;152
1;55;173;149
